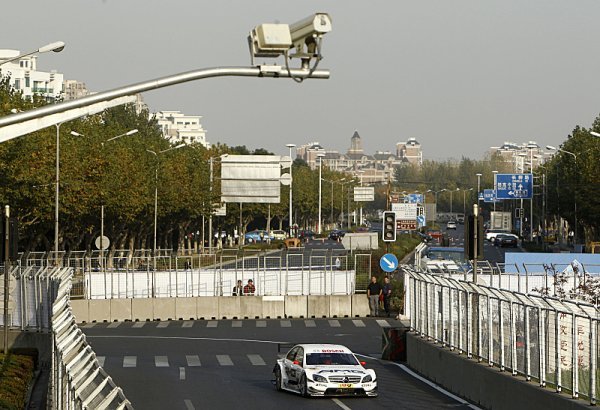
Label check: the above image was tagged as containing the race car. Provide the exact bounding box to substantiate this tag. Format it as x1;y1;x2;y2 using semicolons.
273;343;377;397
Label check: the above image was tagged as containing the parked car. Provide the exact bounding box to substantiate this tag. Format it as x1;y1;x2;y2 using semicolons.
270;230;287;241
494;233;519;247
328;230;346;241
244;230;273;243
416;231;433;242
426;229;444;243
446;221;457;230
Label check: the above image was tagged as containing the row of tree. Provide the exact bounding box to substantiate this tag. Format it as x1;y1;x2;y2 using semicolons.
0;76;360;253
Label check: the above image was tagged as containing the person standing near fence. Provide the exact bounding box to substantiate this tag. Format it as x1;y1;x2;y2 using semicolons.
232;280;243;296
243;279;255;295
367;276;382;317
382;276;392;317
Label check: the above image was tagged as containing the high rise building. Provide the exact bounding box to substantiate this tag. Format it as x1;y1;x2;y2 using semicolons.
155;110;210;148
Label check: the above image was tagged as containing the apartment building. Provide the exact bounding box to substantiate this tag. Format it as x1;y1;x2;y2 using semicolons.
155;110;210;148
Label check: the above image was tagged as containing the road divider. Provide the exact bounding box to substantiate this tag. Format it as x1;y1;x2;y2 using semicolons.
71;295;371;323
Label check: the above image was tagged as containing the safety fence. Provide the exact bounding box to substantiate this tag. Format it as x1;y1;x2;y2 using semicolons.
405;268;599;405
15;249;372;299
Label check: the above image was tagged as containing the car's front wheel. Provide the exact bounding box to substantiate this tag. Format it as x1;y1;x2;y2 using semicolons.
299;374;308;397
274;367;282;391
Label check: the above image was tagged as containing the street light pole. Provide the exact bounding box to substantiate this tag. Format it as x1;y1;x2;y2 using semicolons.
492;170;498;212
286;144;295;236
476;173;482;207
0;41;65;66
546;145;578;244
317;154;325;234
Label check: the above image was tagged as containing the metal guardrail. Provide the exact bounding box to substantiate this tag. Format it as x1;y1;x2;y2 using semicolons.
50;266;133;409
405;267;599;405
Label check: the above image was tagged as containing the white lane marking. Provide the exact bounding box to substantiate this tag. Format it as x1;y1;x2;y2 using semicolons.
107;322;120;328
182;321;194;328
304;320;316;327
179;367;186;380
247;354;266;366
186;355;201;367
216;355;233;366
352;320;365;327
329;320;341;327
331;398;352;410
184;399;195;410
87;335;289;344
376;319;390;327
155;356;169;367
355;353;482;410
157;321;169;328
256;321;266;327
123;356;137;368
132;322;145;328
232;321;242;328
280;320;291;327
207;321;218;328
97;356;105;367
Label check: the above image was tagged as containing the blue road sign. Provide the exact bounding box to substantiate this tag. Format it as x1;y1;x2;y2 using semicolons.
495;174;533;199
417;215;425;228
483;189;497;203
380;253;398;273
404;194;423;204
478;192;484;200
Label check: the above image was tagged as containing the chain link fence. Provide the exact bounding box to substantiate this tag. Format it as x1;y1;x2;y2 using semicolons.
405;268;599;405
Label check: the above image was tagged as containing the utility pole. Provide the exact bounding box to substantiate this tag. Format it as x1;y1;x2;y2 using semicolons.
209;158;213;254
3;206;10;353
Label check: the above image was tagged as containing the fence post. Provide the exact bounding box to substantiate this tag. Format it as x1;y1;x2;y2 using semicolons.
466;290;472;358
488;296;493;366
525;305;531;381
590;317;597;405
499;300;505;371
539;307;546;387
555;311;562;392
572;314;578;398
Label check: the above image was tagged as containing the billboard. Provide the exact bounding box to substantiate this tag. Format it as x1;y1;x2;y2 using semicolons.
392;203;417;219
354;186;375;202
221;155;284;203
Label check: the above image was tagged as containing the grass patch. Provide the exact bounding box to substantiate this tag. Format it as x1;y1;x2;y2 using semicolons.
0;352;35;410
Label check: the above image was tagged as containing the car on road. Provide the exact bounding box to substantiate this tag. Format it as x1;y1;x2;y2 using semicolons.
270;230;287;241
273;343;377;398
328;230;346;241
416;231;433;242
485;229;509;242
244;230;273;243
298;229;316;241
494;233;519;247
446;221;457;230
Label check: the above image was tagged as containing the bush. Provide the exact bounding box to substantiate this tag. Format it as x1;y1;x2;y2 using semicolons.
0;353;35;410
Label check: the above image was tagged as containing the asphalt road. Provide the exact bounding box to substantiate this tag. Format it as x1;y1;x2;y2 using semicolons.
83;318;474;410
441;223;523;264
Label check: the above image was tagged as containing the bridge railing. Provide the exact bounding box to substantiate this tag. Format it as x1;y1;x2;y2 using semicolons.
405;267;599;405
50;266;133;409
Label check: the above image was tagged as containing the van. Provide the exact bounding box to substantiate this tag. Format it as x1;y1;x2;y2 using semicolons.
456;213;465;224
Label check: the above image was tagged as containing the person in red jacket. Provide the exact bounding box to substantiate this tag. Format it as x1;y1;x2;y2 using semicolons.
243;279;256;295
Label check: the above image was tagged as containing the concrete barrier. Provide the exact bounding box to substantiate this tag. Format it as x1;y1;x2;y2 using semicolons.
131;298;154;321
329;295;352;318
307;296;329;318
175;298;196;320
219;297;242;319
153;298;176;320
110;299;132;322
284;296;307;318
351;294;370;317
88;299;111;322
197;297;219;320
262;296;284;319
240;296;262;319
406;333;587;410
70;299;89;323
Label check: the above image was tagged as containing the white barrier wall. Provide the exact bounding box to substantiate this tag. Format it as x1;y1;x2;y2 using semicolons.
85;268;356;299
70;294;371;322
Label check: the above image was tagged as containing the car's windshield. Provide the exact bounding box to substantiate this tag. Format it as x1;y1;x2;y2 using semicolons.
305;353;359;366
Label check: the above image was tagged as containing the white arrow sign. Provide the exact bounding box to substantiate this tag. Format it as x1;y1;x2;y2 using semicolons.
382;256;396;270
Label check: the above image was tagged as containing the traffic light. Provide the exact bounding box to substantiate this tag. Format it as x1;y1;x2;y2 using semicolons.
382;211;396;242
515;208;523;218
0;216;18;262
464;214;483;260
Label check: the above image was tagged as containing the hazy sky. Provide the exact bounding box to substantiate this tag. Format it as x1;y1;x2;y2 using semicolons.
3;0;600;160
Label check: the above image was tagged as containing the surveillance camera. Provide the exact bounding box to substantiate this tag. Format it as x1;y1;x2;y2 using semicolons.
289;13;332;46
248;24;292;63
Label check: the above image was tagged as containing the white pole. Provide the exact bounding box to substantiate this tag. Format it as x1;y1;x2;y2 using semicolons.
318;157;322;234
54;123;60;265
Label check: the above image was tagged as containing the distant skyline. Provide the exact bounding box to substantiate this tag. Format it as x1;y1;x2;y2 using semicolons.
3;0;600;160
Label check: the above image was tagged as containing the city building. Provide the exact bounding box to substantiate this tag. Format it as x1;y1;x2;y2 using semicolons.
155;110;210;148
297;131;418;184
489;141;550;172
0;50;63;101
396;137;423;165
62;79;89;100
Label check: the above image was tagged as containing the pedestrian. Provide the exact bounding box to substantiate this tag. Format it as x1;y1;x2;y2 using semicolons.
232;280;243;296
382;276;392;317
367;276;382;317
243;279;256;296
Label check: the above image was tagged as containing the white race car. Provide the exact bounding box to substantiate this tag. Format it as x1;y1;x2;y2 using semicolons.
273;343;377;397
